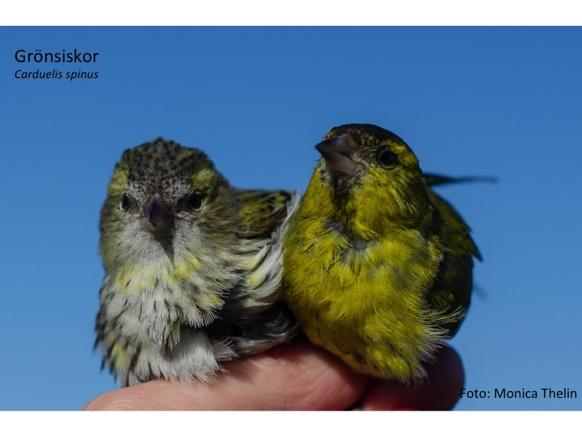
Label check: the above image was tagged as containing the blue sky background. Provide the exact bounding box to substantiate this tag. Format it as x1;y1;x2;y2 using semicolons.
0;27;580;410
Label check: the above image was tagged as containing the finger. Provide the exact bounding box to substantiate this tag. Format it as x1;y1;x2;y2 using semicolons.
84;341;369;410
361;345;465;410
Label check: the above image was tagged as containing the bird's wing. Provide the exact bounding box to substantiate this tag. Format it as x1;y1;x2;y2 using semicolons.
425;190;482;337
424;172;497;188
218;189;300;351
235;189;296;239
429;191;482;261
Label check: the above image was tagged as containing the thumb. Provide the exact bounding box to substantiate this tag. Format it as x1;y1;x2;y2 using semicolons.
84;341;368;410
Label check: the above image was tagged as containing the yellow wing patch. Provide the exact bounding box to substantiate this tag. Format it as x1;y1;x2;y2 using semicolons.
237;189;293;239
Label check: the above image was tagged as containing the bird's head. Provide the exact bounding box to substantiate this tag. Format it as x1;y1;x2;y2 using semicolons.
100;138;238;271
309;123;431;236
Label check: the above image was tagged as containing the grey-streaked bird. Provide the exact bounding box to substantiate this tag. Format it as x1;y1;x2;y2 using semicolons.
95;138;298;386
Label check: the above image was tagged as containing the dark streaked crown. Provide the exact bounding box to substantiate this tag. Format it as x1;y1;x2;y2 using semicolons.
326;123;408;147
120;138;218;195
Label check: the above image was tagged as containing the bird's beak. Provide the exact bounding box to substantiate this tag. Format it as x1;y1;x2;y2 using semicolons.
316;134;358;176
142;193;172;234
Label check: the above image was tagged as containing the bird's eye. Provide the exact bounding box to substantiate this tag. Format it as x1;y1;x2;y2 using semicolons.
120;193;137;212
181;192;204;211
377;148;398;168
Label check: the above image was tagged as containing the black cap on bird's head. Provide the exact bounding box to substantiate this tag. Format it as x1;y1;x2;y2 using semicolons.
315;123;415;178
318;124;497;190
311;123;431;219
326;123;407;143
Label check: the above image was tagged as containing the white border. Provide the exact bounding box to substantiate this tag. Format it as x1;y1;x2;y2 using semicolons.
0;0;582;25
1;411;582;435
1;0;580;428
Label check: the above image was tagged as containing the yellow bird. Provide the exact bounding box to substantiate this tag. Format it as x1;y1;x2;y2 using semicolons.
283;124;482;382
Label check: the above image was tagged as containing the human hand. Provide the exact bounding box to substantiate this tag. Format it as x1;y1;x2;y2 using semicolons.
84;341;464;410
